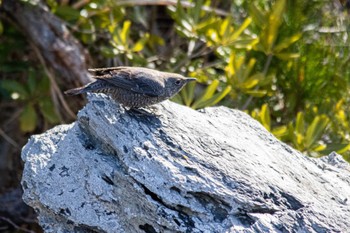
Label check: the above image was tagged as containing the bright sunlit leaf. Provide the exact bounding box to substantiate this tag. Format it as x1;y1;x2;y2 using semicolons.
20;105;37;132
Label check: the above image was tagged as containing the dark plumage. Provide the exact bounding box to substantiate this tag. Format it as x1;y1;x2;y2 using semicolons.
64;67;196;108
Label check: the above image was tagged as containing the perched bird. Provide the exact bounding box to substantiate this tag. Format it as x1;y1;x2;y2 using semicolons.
64;67;196;108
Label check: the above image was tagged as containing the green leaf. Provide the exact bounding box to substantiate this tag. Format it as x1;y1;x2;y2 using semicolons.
273;33;302;53
101;46;118;58
251;110;259;120
260;104;271;131
305;115;330;149
231;38;259;49
226;52;236;76
183;81;196;106
207;85;231;105
195;17;218;32
275;52;300;60
197;79;219;101
55;5;81;21
132;33;150;52
320;143;350;155
37;74;50;93
245;90;267;97
311;144;327;152
0;80;29;99
80;19;96;44
120;20;131;44
229;17;252;43
193;0;204;24
296;133;304;147
176;0;187;23
288;122;300;150
220;17;231;38
258;73;273;86
46;0;58;10
19;105;37;132
248;4;267;27
295;112;304;134
258;0;286;53
266;0;286;52
180;82;195;107
241;78;259;89
192;85;231;109
39;98;60;124
0;20;3;35
272;125;288;139
242;58;256;81
148;34;165;47
171;93;183;104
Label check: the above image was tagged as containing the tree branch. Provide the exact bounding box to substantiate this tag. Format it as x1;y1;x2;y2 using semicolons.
1;0;92;86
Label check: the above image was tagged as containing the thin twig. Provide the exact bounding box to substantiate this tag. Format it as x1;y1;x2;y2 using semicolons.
3;108;22;128
72;0;90;9
19;216;38;224
46;66;77;120
0;128;19;148
262;54;273;75
115;0;229;16
50;81;64;123
31;43;76;120
0;216;36;233
172;44;213;72
241;54;273;110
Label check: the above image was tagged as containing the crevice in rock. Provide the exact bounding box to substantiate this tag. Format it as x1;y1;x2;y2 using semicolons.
59;166;70;177
187;191;230;222
235;208;256;226
77;122;119;158
264;190;304;211
279;191;304;210
101;175;114;185
139;223;158;233
73;224;103;233
176;205;196;230
158;129;192;160
248;205;279;215
170;186;181;194
59;208;71;216
140;183;166;206
138;183;197;230
49;164;56;171
235;204;280;227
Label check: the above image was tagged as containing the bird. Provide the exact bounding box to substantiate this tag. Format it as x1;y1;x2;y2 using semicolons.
64;66;196;108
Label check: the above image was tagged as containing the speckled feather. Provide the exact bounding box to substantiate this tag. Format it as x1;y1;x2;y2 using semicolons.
64;66;196;108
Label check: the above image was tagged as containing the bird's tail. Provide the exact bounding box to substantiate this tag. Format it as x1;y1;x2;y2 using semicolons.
64;81;108;95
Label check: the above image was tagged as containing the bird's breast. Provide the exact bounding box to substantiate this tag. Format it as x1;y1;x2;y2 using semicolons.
99;88;167;108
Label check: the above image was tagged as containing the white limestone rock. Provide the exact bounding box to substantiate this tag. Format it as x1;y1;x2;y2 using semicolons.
21;93;350;233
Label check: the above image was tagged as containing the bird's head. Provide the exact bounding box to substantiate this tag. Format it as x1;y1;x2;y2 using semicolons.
163;73;196;97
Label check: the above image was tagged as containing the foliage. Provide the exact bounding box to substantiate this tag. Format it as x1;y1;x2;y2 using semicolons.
0;25;60;133
1;0;350;161
1;69;60;132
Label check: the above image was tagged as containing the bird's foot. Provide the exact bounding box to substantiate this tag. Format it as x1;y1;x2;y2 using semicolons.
127;107;161;117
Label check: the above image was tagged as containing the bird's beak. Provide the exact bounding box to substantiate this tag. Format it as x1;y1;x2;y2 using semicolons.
185;77;196;82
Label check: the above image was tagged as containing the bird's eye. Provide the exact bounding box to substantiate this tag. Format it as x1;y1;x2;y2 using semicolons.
175;80;182;85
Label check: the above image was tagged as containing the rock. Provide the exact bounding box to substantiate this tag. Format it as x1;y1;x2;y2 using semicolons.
21;93;350;233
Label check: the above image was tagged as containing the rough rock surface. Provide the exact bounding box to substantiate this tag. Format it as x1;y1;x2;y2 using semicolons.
21;93;350;233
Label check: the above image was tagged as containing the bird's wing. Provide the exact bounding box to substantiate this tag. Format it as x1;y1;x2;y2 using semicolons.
91;67;164;97
88;67;123;75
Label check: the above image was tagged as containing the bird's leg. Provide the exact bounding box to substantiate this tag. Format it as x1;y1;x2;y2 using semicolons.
147;105;160;112
127;106;161;117
127;107;155;116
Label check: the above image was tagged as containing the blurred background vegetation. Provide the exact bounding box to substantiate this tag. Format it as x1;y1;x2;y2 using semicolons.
1;0;350;231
